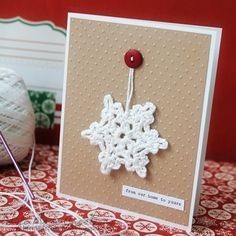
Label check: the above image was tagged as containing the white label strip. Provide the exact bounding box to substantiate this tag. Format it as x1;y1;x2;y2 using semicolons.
122;185;185;211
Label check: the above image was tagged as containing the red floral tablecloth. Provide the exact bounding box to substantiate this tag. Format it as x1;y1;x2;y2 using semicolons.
0;145;235;236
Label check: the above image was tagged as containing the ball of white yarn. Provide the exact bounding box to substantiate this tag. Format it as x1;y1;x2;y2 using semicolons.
0;68;35;165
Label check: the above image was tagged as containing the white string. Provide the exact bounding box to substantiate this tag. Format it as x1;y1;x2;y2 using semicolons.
28;144;100;236
28;137;35;184
125;68;135;114
35;193;100;236
0;191;42;235
0;194;27;214
0;143;128;236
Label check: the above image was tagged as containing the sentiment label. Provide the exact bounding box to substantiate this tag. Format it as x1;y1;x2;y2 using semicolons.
122;185;185;211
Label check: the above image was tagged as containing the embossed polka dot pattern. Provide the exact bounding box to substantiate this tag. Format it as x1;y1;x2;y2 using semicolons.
60;18;212;226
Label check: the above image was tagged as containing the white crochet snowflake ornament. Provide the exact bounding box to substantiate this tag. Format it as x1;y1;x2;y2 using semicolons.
81;94;168;178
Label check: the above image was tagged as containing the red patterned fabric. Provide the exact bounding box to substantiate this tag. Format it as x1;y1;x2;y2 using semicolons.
0;145;235;236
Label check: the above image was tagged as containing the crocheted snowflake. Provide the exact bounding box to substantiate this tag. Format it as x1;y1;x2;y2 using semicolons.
81;95;168;178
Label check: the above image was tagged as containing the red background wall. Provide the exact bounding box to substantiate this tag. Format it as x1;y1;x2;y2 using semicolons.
0;0;235;162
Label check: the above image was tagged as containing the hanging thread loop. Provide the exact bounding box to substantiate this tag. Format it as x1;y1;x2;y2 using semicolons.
125;68;134;113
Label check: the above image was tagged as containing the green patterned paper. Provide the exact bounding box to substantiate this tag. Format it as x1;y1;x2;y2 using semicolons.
28;90;56;129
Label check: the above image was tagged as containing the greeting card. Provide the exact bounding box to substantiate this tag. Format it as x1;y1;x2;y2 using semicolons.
57;13;221;232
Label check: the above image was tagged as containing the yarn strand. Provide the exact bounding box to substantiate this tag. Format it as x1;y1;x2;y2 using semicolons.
0;143;128;235
125;68;134;114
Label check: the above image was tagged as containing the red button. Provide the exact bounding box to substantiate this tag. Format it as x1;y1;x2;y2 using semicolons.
124;49;143;68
